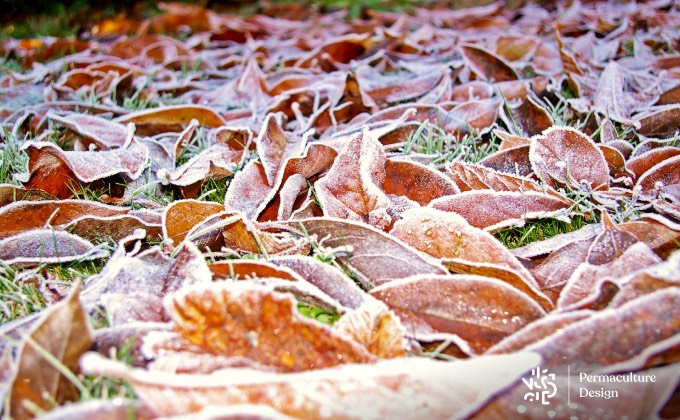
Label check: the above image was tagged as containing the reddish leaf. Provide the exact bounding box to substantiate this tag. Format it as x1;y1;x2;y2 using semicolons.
257;113;306;186
626;146;680;181
383;158;459;205
636;105;680;138
593;62;638;127
460;44;519;82
114;105;227;136
0;229;108;267
47;112;130;150
430;190;571;232
479;145;533;177
529;126;609;190
294;217;447;288
315;128;392;230
370;274;545;353
390;207;552;310
21;140;149;199
635;154;680;200
333;300;409;358
502;96;554;137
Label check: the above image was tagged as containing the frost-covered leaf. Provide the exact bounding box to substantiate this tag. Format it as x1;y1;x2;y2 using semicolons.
370;274;545;353
294;217;447;289
166;282;374;372
430;190;570;232
21;140;149;198
9;283;93;419
0;229;108;266
529;126;609;190
81;351;540;418
315;128;392;230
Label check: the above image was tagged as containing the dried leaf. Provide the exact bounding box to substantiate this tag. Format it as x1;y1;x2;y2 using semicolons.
315;128;392;230
167;282;374;372
625;146;680;181
162;200;224;246
383;158;460;205
370;274;545;353
271;256;368;310
293;217;447;288
114;105;227;136
635;154;680;200
460;44;519;82
22;140;149;198
529;126;609;190
81;351;540;418
636;105;680;138
47;111;129;150
333;300;409;358
9;283;93;419
502;96;554;137
390;207;552;310
0;229;108;266
430;190;570;232
479;145;533;177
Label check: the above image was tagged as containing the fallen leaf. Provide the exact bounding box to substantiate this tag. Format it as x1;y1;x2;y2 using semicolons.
9;283;93;419
383;158;460;205
46;111;129;150
114;105;227;136
635;154;680;200
370;274;545;353
529;126;609;190
430;190;570;232
80;350;540;418
625;146;680;181
166;282;374;372
21;140;149;199
0;229;108;267
293;217;447;289
460;44;519;82
162;200;224;246
479;145;533;177
333;299;409;358
315;128;392;230
390;207;552;310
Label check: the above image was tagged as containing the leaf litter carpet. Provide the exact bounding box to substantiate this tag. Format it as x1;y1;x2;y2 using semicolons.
1;1;680;418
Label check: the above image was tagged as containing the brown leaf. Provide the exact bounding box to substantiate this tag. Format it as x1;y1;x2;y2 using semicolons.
598;143;633;180
557;242;661;309
167;282;374;372
626;146;680;181
460;44;519;82
315;128;392;230
587;211;639;265
21;140;149;199
0;229;108;267
448;99;501;133
333;300;409;358
370;274;545;353
636;105;680;138
430;190;570;232
445;161;562;198
390;207;552;310
271;256;368;310
635;154;680;200
293;217;447;288
479;145;533;177
524;288;680;372
9;283;93;419
620;216;680;258
593;61;638;127
0;184;54;207
81;351;540;418
529;126;609;190
224;161;272;220
0;199;132;239
114;105;227;136
82;237;209;325
502;96;554;137
383;158;459;205
223;215;310;257
46;111;129;150
257;113;306;186
610;250;680;308
487;310;593;354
